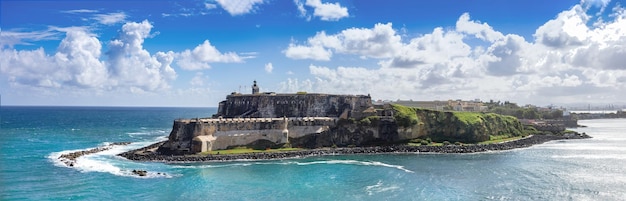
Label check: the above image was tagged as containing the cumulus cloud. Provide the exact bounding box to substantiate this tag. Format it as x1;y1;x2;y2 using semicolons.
265;62;273;73
283;3;626;105
216;0;265;16
284;23;401;60
1;20;177;93
176;40;245;70
305;0;349;21
294;0;349;21
456;13;504;42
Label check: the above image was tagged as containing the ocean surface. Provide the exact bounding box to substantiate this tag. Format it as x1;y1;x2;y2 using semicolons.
1;106;625;200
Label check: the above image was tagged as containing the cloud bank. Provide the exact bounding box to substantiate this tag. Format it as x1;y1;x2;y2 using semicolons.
1;20;245;94
282;3;626;104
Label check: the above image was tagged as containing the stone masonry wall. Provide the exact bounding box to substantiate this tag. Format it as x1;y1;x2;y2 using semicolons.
215;94;372;118
159;117;338;153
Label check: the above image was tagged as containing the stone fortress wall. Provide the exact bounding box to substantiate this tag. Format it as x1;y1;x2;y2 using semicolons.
159;81;372;153
215;93;372;118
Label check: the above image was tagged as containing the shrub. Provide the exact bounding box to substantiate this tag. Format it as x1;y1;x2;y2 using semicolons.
454;141;462;146
443;141;451;146
420;140;429;145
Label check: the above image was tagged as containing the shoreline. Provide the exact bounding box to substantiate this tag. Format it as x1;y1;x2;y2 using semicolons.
118;133;591;163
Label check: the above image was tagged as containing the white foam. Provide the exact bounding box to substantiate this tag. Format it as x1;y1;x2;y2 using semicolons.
48;136;175;179
551;154;626;160
539;144;626;151
365;180;401;195
172;159;414;173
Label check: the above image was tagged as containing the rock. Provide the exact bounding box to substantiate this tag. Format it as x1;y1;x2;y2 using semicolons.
132;169;147;177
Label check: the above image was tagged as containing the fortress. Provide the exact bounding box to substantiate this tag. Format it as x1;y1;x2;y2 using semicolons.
157;81;530;155
159;81;375;153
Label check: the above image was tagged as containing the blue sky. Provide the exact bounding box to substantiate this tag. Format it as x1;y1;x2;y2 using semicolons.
1;0;626;107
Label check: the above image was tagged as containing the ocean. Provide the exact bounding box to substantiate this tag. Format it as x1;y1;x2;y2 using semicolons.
1;106;625;200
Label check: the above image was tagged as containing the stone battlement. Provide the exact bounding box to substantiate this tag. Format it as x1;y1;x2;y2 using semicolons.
158;81;374;154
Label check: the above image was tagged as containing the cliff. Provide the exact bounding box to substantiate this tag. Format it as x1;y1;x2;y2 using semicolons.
389;104;524;143
157;103;526;154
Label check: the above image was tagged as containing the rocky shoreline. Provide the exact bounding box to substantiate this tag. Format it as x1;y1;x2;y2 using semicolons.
118;133;591;162
58;142;131;167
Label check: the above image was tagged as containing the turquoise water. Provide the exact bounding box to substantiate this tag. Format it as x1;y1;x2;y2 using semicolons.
1;106;625;200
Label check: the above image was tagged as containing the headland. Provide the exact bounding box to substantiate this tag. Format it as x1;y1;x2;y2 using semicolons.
118;81;591;162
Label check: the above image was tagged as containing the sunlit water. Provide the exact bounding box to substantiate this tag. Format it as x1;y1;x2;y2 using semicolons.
1;107;624;200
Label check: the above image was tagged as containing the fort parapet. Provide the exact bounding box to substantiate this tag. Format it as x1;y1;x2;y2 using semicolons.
215;93;372;119
158;81;373;154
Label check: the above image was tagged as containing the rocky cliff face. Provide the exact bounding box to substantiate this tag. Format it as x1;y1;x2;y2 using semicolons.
287;105;525;147
390;104;524;143
158;104;526;153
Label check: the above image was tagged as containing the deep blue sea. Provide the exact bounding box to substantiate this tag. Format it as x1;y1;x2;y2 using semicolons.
1;106;625;200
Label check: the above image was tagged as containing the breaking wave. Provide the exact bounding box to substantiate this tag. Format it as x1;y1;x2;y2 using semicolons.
172;159;414;173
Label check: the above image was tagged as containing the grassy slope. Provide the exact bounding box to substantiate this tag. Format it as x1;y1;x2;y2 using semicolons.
392;104;525;143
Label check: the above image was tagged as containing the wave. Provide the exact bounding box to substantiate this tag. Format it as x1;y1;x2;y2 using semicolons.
48;136;174;179
172;159;414;173
551;154;626;160
539;144;626;151
365;180;401;195
127;129;167;137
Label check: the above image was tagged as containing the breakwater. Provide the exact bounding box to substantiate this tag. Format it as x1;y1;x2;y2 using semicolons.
58;142;131;167
118;133;590;162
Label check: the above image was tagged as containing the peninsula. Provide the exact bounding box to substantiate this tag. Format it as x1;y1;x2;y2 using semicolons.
119;81;590;162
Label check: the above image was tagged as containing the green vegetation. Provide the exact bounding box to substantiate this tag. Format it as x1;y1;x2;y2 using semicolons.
391;104;419;127
484;100;564;119
478;136;524;144
452;111;484;125
296;91;307;94
201;147;302;155
358;115;380;126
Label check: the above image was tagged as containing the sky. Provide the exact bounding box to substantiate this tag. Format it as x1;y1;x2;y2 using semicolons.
1;0;626;107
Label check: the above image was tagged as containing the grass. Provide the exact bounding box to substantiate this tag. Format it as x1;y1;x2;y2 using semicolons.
478;136;524;144
452;111;484;125
390;104;419;127
406;135;524;146
199;147;303;155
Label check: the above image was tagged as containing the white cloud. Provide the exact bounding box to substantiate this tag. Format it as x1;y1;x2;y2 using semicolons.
284;23;401;60
61;9;98;14
301;0;349;21
456;13;504;42
205;3;217;10
534;5;588;48
190;72;207;86
106;20;176;92
284;43;332;61
294;0;309;20
176;40;245;70
1;20;177;93
265;62;273;73
93;12;127;25
0;28;64;47
283;3;626;105
216;0;265;16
